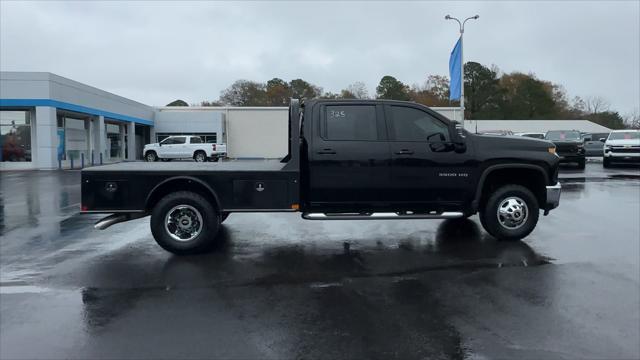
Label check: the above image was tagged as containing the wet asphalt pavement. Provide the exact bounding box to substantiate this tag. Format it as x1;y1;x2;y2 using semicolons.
1;163;639;359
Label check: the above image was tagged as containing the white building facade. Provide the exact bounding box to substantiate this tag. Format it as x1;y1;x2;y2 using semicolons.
1;72;154;170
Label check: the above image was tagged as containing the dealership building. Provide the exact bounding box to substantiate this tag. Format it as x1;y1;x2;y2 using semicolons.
1;71;612;170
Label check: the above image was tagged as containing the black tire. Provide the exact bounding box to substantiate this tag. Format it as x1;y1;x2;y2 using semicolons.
480;184;539;241
145;151;157;162
603;158;611;168
577;159;585;170
219;212;230;223
193;151;207;162
150;191;220;255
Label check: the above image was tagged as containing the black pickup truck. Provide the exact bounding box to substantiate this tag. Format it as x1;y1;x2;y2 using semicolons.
544;130;586;169
82;99;561;254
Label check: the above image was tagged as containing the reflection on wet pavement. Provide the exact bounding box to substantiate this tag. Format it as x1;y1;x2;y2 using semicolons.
1;165;639;359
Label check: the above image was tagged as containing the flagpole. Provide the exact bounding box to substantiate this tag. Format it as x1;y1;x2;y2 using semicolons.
445;14;479;124
460;31;464;123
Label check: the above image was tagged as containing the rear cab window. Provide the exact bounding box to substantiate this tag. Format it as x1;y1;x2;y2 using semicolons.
322;105;378;141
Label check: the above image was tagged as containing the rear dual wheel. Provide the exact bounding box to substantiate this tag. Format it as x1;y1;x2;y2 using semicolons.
150;191;221;255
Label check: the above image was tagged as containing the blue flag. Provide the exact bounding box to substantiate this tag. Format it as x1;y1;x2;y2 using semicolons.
449;37;462;101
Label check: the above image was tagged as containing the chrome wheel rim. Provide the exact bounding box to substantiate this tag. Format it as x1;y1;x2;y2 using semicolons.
497;196;529;230
164;205;203;242
195;153;205;162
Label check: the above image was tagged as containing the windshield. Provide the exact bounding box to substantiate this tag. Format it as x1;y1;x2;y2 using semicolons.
608;132;640;140
545;131;581;141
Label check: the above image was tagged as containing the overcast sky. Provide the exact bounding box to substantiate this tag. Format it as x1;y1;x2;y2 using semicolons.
1;1;639;115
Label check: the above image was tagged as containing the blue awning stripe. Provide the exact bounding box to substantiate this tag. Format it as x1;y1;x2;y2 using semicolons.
0;99;154;126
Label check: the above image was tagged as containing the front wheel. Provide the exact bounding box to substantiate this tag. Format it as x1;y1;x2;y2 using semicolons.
480;185;539;241
603;157;611;168
577;159;585;170
150;191;220;255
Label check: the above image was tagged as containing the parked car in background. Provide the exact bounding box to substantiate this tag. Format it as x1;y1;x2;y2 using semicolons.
603;130;640;167
480;130;514;136
144;136;227;162
545;130;586;169
582;132;609;157
515;132;545;139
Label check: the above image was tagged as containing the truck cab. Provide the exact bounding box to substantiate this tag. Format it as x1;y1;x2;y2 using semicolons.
82;99;561;255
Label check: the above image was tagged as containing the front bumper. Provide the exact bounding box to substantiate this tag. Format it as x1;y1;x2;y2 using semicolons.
604;152;640;162
557;153;585;163
545;182;561;211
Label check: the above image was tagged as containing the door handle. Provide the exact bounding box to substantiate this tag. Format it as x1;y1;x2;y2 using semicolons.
317;148;336;155
395;149;414;155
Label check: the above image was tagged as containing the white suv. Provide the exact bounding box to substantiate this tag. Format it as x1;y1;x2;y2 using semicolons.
144;136;227;162
602;130;640;168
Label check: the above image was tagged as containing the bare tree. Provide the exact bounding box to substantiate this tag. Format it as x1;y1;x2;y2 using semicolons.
346;82;369;99
584;96;610;114
624;108;640;129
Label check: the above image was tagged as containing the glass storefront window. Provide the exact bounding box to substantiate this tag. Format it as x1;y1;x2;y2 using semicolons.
56;115;90;161
106;123;123;160
64;117;89;162
1;111;32;162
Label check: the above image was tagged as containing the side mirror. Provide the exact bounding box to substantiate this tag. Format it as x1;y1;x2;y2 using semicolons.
427;132;446;142
453;142;467;153
427;132;462;153
599;138;606;143
427;132;448;152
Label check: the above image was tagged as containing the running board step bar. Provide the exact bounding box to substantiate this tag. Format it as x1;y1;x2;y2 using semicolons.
301;212;464;220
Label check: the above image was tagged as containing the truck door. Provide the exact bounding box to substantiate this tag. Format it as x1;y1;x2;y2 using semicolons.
162;136;186;158
308;103;391;209
177;136;190;158
385;104;474;207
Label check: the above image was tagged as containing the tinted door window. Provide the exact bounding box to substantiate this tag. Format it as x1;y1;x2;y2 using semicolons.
390;106;449;142
172;137;186;144
324;105;377;141
190;136;202;143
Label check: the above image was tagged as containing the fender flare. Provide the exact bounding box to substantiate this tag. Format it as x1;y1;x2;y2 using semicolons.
471;163;548;212
145;176;222;211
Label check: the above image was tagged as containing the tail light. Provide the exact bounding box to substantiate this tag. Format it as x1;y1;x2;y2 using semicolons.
212;144;217;151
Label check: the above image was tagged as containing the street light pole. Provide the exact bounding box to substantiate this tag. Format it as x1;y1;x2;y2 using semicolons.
445;14;479;122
